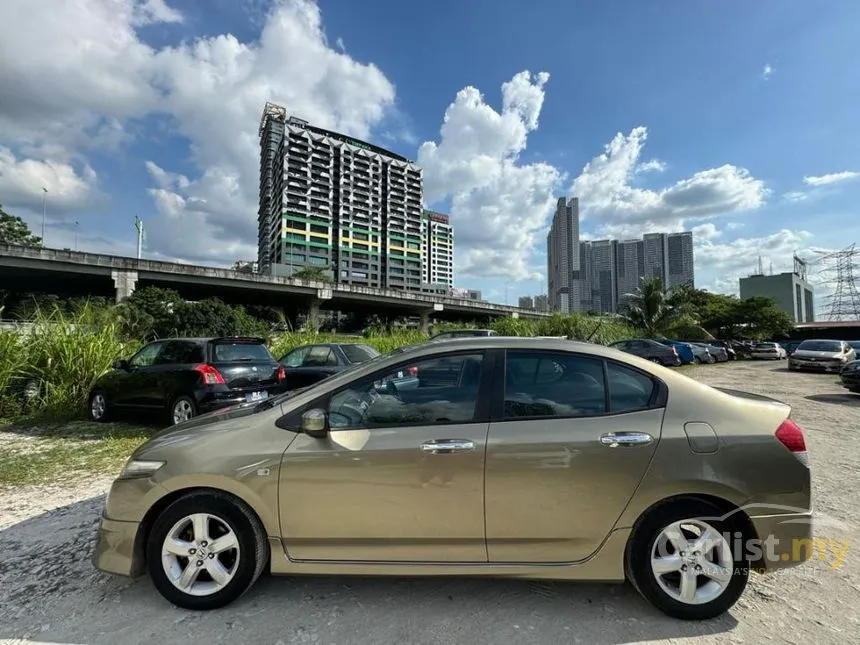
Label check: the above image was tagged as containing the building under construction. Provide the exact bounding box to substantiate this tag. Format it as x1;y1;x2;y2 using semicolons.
739;255;815;323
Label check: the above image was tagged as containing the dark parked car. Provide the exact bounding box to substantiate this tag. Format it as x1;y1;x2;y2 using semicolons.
278;343;381;390
840;359;860;393
706;340;737;361
608;339;681;366
430;329;498;340
89;337;285;425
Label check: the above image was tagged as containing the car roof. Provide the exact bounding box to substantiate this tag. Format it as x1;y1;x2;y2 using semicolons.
146;336;266;344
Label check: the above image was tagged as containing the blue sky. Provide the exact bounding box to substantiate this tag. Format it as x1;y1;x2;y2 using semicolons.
1;0;859;308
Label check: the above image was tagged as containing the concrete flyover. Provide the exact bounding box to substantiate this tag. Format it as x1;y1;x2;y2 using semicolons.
0;244;548;327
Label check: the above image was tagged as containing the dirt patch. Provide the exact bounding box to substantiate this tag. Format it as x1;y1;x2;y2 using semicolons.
1;362;859;644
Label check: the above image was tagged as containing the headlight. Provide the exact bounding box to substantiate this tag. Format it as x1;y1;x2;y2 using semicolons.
118;459;165;479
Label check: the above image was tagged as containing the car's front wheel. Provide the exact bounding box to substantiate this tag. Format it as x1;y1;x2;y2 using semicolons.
627;500;749;620
146;492;268;610
89;390;110;423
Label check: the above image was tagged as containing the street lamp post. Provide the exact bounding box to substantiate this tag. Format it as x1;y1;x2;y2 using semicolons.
41;187;48;245
74;220;79;251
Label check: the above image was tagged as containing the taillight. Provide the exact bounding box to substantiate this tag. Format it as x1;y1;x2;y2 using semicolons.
671;347;678;355
194;364;225;385
407;366;418;376
775;418;808;466
277;365;286;381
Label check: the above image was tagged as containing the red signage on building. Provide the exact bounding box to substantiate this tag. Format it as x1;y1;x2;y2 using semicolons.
426;211;449;224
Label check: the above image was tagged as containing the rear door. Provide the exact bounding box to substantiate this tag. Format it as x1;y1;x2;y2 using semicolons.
150;340;206;407
208;339;281;403
484;349;664;563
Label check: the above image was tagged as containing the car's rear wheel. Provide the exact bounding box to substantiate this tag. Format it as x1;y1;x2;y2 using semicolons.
170;395;196;425
146;492;268;611
89;390;110;422
627;500;749;620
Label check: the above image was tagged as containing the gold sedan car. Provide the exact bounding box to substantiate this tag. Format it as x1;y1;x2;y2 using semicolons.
93;337;813;620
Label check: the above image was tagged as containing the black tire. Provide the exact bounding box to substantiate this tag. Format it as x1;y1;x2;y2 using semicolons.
89;389;110;423
146;491;268;611
649;357;662;364
169;395;197;425
693;356;702;365
626;499;749;620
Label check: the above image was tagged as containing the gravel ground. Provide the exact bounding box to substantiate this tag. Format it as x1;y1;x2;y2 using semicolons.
1;361;859;645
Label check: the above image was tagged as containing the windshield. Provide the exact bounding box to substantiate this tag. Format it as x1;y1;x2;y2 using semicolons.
341;344;380;363
212;341;273;362
798;340;842;352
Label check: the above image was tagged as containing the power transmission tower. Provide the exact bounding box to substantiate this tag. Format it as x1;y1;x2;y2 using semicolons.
817;244;860;321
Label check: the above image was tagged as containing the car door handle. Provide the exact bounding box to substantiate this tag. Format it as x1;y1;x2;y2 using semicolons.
600;432;654;447
420;439;475;454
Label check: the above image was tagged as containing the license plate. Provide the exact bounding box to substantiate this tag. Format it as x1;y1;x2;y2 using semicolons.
245;391;268;403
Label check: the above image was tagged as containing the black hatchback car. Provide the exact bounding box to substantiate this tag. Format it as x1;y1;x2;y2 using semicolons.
89;337;285;425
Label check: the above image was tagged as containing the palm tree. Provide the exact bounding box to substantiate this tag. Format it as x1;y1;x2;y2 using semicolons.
619;277;685;336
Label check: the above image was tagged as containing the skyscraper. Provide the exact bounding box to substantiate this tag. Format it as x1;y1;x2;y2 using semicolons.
257;103;424;290
546;197;581;313
422;210;454;287
615;239;645;306
643;233;669;283
667;231;695;288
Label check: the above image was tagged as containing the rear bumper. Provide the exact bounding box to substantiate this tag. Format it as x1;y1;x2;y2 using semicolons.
749;511;815;573
196;385;284;413
92;515;145;578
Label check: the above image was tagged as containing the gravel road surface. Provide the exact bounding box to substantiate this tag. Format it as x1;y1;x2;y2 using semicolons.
1;361;859;644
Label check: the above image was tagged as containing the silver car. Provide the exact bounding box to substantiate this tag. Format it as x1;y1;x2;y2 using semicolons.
789;339;856;373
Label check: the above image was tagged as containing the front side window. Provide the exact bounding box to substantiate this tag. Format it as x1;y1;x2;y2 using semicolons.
504;351;605;418
327;353;484;430
129;342;165;367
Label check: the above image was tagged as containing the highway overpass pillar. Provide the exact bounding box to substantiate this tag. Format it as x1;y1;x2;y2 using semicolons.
306;287;333;331
420;303;444;334
111;269;138;302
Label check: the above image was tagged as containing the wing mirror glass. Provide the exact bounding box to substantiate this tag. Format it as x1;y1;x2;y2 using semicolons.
301;408;329;438
113;359;129;370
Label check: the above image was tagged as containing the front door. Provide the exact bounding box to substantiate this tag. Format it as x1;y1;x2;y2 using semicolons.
110;341;166;407
484;349;664;563
279;350;492;562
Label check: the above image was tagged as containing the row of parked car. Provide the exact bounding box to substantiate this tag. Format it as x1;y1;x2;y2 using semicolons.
87;332;860;427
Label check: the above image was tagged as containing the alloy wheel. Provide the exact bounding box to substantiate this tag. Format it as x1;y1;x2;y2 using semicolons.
650;519;734;605
91;393;106;420
161;513;240;597
173;399;194;424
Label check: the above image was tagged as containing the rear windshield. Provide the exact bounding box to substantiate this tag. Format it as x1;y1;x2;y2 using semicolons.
754;343;775;349
341;344;380;363
798;340;842;352
212;342;273;362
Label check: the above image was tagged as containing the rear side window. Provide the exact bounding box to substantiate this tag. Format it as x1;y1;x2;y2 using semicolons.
156;340;204;365
341;344;380;363
504;351;605;419
212;342;273;362
303;346;338;367
607;362;655;413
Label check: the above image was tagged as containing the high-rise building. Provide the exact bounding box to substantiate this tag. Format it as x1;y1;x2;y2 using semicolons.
546;197;581;313
667;231;695;288
739;259;814;323
257;103;424;290
643;233;669;283
533;294;549;312
518;295;535;309
422;210;454;287
615;238;645;306
589;239;618;314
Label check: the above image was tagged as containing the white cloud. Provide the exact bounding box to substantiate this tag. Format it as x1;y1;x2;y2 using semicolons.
418;71;561;281
695;229;814;294
0;146;106;216
571;126;768;238
0;0;398;263
803;171;860;186
691;222;721;241
783;190;809;202
636;159;666;174
762;63;774;79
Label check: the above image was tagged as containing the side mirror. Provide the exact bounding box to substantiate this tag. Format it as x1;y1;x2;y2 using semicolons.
301;408;329;439
113;359;129;370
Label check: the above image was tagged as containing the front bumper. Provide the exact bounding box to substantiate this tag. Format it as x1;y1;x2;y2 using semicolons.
749;511;814;573
840;371;860;388
92;515;145;577
790;359;845;372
